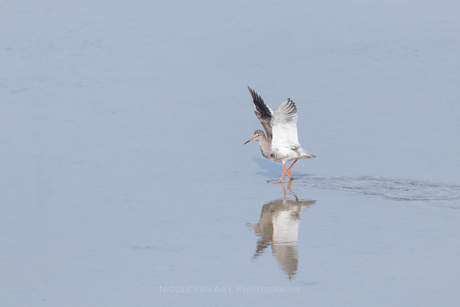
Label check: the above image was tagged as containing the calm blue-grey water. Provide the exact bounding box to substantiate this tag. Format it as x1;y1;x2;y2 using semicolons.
1;1;460;306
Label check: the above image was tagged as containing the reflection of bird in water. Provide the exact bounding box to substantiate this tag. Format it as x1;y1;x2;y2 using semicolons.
244;87;315;182
252;185;315;279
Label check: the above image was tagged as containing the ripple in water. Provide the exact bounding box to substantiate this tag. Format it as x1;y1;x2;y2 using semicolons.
298;176;460;209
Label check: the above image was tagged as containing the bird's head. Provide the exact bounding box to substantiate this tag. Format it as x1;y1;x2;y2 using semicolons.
244;129;266;144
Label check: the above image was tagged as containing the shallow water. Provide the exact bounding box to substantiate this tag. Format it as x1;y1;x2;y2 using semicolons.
1;1;460;306
298;176;460;208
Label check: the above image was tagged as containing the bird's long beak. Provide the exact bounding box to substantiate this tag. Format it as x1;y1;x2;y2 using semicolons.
244;137;255;145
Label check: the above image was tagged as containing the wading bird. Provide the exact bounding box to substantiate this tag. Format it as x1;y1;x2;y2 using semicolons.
244;87;315;182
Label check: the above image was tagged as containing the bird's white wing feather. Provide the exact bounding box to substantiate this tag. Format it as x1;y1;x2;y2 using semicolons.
271;98;300;153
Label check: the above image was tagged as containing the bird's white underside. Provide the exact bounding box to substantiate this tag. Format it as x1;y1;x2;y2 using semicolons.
271;99;300;154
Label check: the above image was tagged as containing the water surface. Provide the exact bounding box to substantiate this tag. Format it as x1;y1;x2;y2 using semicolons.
1;0;460;306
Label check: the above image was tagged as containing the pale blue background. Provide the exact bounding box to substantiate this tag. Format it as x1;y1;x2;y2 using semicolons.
1;1;459;306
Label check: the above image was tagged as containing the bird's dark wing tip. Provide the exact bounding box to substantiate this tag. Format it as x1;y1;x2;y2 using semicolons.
247;86;257;98
247;86;272;118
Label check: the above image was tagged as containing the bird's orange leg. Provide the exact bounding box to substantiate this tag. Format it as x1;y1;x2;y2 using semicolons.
287;180;299;201
287;159;298;180
278;164;287;183
279;182;287;198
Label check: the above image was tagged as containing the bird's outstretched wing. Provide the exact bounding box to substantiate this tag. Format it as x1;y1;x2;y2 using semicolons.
248;86;273;139
271;98;300;153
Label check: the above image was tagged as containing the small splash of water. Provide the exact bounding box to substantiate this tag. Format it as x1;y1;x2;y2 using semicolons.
298;176;460;209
